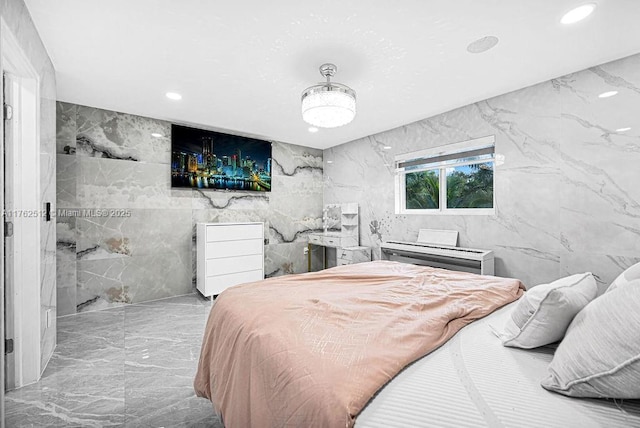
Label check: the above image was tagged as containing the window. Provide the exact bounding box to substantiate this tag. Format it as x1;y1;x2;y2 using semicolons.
395;136;495;215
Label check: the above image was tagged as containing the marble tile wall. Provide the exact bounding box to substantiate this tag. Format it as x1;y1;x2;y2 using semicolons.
324;53;640;291
0;0;57;374
56;103;323;315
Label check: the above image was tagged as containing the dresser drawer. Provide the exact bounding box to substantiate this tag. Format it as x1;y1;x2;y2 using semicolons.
323;236;341;247
206;254;263;276
205;269;263;295
338;248;353;261
206;224;263;242
205;239;262;259
308;234;322;245
337;246;371;265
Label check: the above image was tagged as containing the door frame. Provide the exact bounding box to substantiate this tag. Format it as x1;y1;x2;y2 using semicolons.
1;16;42;398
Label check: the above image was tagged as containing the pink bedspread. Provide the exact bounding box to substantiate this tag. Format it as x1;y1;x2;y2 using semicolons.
194;260;524;427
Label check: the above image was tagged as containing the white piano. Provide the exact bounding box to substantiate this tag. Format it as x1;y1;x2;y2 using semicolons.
380;229;494;275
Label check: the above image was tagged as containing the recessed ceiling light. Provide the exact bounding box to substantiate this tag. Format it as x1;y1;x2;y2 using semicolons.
308;127;319;133
383;146;392;150
561;3;596;25
616;127;631;132
466;36;499;54
165;92;182;100
598;90;618;98
151;132;164;138
326;160;333;164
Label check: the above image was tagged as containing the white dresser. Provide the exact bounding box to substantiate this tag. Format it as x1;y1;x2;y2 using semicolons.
196;222;264;298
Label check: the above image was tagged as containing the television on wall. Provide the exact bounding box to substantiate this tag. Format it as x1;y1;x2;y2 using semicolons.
171;124;272;192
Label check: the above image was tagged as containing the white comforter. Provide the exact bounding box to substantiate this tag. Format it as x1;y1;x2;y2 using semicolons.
356;302;640;428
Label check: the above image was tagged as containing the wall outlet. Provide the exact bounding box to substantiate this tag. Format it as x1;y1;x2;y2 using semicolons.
303;247;309;255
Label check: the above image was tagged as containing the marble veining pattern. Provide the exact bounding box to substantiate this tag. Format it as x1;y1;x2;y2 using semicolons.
56;154;77;208
5;295;222;427
76;252;192;311
57;102;323;314
271;141;323;177
268;175;324;244
56;101;77;154
324;52;640;288
75;105;171;164
76;209;192;260
588;65;640;94
77;157;192;210
264;243;302;277
191;189;270;210
77;135;138;161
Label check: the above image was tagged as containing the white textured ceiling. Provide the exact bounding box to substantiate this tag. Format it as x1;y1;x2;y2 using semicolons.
24;0;640;150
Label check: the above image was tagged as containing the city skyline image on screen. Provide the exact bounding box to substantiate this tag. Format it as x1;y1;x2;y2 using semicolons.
171;124;272;192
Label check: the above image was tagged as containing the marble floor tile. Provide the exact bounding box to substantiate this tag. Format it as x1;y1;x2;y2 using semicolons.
5;294;222;427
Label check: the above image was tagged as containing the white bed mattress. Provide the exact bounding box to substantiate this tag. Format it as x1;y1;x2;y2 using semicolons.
356;302;640;428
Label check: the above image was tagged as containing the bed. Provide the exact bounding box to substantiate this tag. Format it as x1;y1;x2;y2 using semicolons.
356;300;640;427
194;260;640;427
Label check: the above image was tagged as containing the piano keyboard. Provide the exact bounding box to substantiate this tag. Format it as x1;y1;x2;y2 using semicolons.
380;240;494;275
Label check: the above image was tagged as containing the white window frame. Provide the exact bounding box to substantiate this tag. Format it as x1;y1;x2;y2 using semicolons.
395;135;496;216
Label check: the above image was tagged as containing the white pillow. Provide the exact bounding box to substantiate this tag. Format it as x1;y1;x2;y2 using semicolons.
606;261;640;292
541;281;640;398
498;273;597;349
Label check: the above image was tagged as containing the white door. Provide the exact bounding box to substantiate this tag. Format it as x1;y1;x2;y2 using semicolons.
1;49;42;390
3;72;15;392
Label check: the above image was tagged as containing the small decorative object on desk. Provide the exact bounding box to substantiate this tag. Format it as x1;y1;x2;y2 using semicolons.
322;204;342;233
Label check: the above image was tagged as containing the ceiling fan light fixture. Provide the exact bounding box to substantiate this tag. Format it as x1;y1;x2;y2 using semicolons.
301;63;356;128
